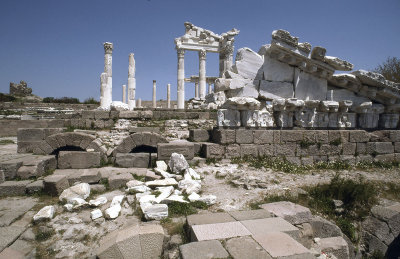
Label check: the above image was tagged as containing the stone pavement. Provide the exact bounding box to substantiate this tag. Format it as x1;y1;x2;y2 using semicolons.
181;205;351;259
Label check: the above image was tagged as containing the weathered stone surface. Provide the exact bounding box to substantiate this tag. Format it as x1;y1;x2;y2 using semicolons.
108;173;134;190
146;178;178;188
362;216;394;246
0;180;30;196
309;216;342;238
180;240;229;259
0;247;25;259
105;204;121;219
367;142;394;155
240;144;258;157
189;129;210;142
324;56;353;71
241;217;300;239
187;213;236;227
142;204;168;220
58;151;100;169
254;130;274;144
158;142;194;160
349;130;370;143
225;236;272;259
0;226;26;253
115;153;150;168
232;47;264;80
259;80;294;100
294;68;327;100
225;78;259;99
310;46;326;61
212;129;236;144
217;109;241;127
25;180;43;194
0;197;37;227
191;221;251;241
315;236;350;259
80;169;101;184
262;55;294;82
235;129;254;144
260;201;312;225
252;232;312;258
222;97;261;111
228;209;272;221
96;224;164;259
201;143;224;158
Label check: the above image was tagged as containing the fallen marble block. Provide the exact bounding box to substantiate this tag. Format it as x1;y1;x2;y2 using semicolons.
262;55;295;82
225;80;259;99
105;204;121;219
259;80;294;100
169;153;189;174
178;179;201;195
294;68;327;101
310;46;326;61
59;183;90;203
142;204;168;220
33;205;54;222
89;196;108;207
221;97;261;110
161;194;188;204
186;168;201;180
111;195;125;207
231;47;264;80
154;186;174;204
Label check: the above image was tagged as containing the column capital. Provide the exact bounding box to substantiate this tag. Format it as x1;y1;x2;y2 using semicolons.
199;49;207;60
103;42;113;54
177;48;185;58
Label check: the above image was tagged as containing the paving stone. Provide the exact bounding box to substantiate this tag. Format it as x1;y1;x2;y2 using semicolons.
0;160;23;180
43;175;69;196
53;169;84;185
108;173;134;190
0;247;25;259
26;180;44;194
225;236;272;259
191;221;251;241
240;217;300;239
157;142;194;160
316;236;349;259
9;239;34;256
179;240;229;259
80;169;101;184
0;226;26;252
187;212;236;228
58;151;100;169
252;232;313;259
228;209;272;221
96;224;164;259
189;129;210;142
0;197;37;227
260;201;313;224
0;180;30;196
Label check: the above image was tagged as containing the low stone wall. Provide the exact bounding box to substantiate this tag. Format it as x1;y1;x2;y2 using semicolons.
191;128;400;165
0;109;217;136
0;102;98;110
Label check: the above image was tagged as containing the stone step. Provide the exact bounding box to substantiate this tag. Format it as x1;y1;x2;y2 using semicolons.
179;240;230;259
0;181;32;197
240;217;301;240
191;221;252;241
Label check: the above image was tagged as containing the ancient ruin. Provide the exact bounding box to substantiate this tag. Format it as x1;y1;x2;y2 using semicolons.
0;21;399;259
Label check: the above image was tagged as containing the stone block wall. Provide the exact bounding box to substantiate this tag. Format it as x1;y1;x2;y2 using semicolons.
17;128;65;153
191;128;400;165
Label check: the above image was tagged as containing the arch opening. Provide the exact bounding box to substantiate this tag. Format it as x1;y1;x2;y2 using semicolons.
130;145;157;154
51;145;85;156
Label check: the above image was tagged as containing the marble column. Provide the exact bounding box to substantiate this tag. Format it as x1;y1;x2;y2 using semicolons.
195;81;199;99
177;48;185;109
167;83;171;109
122;85;126;103
152;80;156;108
127;53;136;110
199;49;206;99
138;98;142;108
102;42;113;109
100;73;107;107
208;83;213;94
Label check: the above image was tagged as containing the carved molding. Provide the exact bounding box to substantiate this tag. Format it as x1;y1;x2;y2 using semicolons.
103;42;113;54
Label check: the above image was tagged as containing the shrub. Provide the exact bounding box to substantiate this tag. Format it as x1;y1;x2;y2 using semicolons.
42;97;80;104
83;97;99;104
0;93;16;102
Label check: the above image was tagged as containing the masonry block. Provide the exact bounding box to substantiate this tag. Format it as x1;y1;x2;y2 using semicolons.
258;144;274;157
157;142;194;160
236;129;254;144
342;143;356;155
225;144;240;158
349;130;370;143
367;142;394;155
253;130;274;144
189;129;210;142
281;130;304;143
240;144;258;157
275;144;297;157
58;151;100;169
201;143;224;158
115;153;150;168
43;175;69;196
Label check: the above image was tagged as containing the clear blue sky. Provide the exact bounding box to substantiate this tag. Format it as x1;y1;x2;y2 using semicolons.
0;0;399;102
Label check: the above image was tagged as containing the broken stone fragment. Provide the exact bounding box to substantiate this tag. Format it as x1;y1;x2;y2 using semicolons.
146;178;178;188
298;42;312;55
186;168;201;180
155;161;168;172
59;183;91;203
161;194;188;204
110;195;125;207
272;29;299;48
259;80;294;100
126;180;144;188
178;179;201;195
310;46;326;61
89;196;108;207
70;197;88;209
214;78;232;92
323;56;353;71
127;185;151;193
188;192;200;202
197;195;217;205
33;205;54;222
217;109;241;127
154;168;175;179
319;101;339;113
169;153;189;174
221;97;261;110
154;186;174;204
91;209;103;220
105;204;121;219
139;194;156;204
142;204;168;220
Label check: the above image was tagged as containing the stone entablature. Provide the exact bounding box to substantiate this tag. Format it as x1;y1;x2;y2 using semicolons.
194;128;400;165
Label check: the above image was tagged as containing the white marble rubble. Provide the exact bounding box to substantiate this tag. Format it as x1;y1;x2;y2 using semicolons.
168;153;189;174
33;205;55;222
59;183;91;203
91;209;103;220
89;196;108;207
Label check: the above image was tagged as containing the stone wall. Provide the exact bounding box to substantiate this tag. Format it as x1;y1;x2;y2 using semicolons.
0;102;99;110
191;128;400;165
0;109;217;136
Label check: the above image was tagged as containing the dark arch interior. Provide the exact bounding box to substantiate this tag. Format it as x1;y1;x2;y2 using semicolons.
52;145;85;156
130;145;157;153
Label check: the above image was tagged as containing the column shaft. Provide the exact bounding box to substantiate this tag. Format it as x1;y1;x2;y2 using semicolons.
167;84;171;109
122;85;126;103
177;49;185;109
199;50;206;99
128;53;136;110
152;80;157;108
195;82;199;99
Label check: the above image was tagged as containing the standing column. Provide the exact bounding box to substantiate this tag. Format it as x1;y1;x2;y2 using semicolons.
177;48;185;109
100;73;107;107
127;53;136;110
195;81;199;99
208;83;213;94
122;85;126;103
102;42;113;109
138;98;142;108
199;49;207;99
167;83;171;109
152;80;157;108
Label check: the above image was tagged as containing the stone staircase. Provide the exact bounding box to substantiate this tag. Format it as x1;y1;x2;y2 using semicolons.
180;203;351;259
